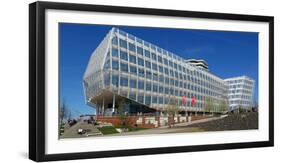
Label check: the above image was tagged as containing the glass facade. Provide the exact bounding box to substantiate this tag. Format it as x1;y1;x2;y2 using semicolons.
83;27;254;115
224;76;255;111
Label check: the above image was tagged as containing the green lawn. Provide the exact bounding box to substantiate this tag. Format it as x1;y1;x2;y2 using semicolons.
98;125;149;135
114;125;148;132
98;126;119;135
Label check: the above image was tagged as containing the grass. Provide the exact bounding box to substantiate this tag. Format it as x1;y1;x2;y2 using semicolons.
98;125;149;135
98;126;119;135
114;125;148;132
59;124;65;136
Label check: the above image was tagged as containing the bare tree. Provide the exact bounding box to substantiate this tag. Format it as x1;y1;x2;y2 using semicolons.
163;96;179;127
116;98;129;127
205;96;214;113
218;99;228;113
59;100;69;126
67;109;72;121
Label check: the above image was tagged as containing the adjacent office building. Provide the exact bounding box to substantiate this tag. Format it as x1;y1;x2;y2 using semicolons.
224;76;255;111
83;27;253;116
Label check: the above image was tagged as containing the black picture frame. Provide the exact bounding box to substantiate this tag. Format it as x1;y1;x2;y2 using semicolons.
29;1;274;162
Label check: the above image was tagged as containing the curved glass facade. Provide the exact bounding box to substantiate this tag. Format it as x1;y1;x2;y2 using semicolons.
83;27;254;115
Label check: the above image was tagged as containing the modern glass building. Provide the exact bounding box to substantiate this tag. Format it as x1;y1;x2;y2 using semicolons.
82;27;230;116
224;76;255;111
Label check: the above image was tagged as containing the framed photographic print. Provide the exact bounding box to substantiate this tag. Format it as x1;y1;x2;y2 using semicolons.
29;1;274;162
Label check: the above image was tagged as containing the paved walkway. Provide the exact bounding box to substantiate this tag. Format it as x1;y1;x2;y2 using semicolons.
61;121;102;138
105;115;228;136
171;115;228;128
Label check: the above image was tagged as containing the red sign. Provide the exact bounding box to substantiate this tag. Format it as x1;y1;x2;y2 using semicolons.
191;96;196;107
182;96;186;106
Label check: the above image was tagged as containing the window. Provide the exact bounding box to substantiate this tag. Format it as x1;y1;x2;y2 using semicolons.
165;77;169;85
170;69;174;77
130;79;137;88
112;47;118;57
112;36;118;45
153;73;158;81
129;54;136;64
137;58;144;67
152;96;158;104
175;90;178;96
120;51;128;61
145;95;151;105
159;75;164;83
138;94;144;103
137;47;143;55
157;47;162;53
145;50;150;58
119;39;127;49
120;77;128;86
152;63;157;71
168;52;173;58
173;62;177;69
153;84;158;92
163;50;167;56
130;65;137;74
178;65;182;71
129;92;136;100
159;86;163;93
179;81;183;88
138;80;144;90
145;60;151;69
169;61;173;67
183;67;186;73
164;58;168;65
175;71;178;78
129;43;135;52
159;97;164;104
179;90;183;96
120;63;128;72
112;74;119;86
164;68;169;75
146;82;151;91
152;53;157;61
159;66;163;73
170;79;174;85
112;60;119;70
158;55;162;63
146;70;152;79
170;88;174;95
165;87;169;94
138;68;145;77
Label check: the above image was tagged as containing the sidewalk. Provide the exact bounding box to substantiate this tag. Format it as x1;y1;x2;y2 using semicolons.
171;115;228;128
107;115;228;136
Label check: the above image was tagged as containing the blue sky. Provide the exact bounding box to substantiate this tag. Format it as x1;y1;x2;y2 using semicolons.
59;23;258;118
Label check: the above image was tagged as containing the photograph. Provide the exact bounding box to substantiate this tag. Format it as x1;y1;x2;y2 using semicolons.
59;24;258;139
29;1;274;161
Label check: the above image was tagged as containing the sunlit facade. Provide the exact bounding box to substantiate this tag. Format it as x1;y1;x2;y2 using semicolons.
83;28;230;116
224;76;255;111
